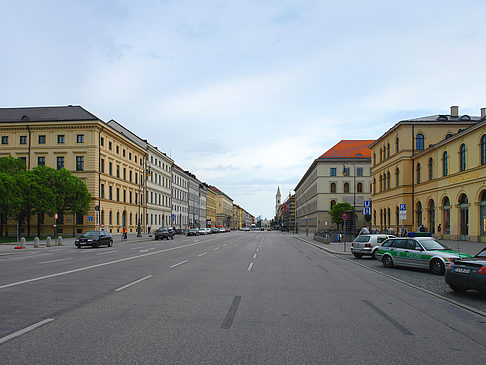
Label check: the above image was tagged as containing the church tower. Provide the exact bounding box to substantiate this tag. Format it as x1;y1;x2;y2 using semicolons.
275;186;281;217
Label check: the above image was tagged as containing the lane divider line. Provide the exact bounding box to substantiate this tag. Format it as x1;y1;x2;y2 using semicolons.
212;247;220;251
253;254;257;259
197;252;208;257
170;260;188;269
96;251;118;255
38;258;73;265
115;275;152;292
0;318;54;345
247;262;254;271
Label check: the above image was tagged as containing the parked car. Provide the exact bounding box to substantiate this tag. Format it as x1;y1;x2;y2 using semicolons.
75;231;113;248
198;228;208;235
219;228;226;233
351;234;395;259
187;228;200;236
205;228;212;234
211;227;220;234
376;237;472;275
155;227;174;240
445;248;486;293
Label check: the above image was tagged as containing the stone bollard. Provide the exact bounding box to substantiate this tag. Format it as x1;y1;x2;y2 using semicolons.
57;236;63;246
34;237;40;248
20;237;26;248
46;236;53;247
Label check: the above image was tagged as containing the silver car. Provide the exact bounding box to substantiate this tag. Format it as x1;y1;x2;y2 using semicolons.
376;237;472;275
351;234;395;259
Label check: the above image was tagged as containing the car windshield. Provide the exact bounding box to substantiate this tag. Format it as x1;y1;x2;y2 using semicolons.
158;228;168;232
81;231;100;238
419;239;449;251
476;249;486;258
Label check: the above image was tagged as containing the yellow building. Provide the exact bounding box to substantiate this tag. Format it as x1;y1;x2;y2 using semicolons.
0;106;148;236
370;106;486;241
206;185;216;228
232;204;242;230
209;186;233;227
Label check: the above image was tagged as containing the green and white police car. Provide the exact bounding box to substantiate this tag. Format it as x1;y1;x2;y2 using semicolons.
376;237;472;275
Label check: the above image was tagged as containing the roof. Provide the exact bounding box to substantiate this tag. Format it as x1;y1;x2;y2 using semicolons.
0;105;99;122
107;119;148;149
319;140;374;159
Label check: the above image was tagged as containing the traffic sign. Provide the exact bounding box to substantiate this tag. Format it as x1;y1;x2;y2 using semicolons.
171;214;175;222
364;200;371;208
363;207;371;215
399;204;406;211
399;210;407;220
88;216;93;222
342;213;348;221
54;213;58;220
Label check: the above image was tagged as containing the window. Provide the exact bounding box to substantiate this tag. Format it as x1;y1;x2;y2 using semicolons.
330;167;336;176
416;134;424;150
57;135;65;144
380;149;383;161
387;143;390;158
116;188;120;201
123;149;125;157
109;186;113;200
76;134;84;143
38;135;46;144
129;170;132;182
129;152;132;160
330;200;336;210
57;156;64;170
109;211;112;225
123;190;126;203
116;145;119;154
357;182;363;193
443;151;448;176
357;167;363;177
416;163;421;183
1;136;8;144
383;174;386;190
100;159;105;173
100;137;104;146
343;168;350;176
123;168;126;180
379;176;382;192
344;182;350;193
330;183;336;193
373;153;376;165
396;137;399;153
109;141;112;150
109;162;113;175
19;157;26;166
101;184;105;199
37;156;45;166
396;168;400;187
443;197;450;234
387;172;391;189
76;156;84;171
428;158;433;180
481;135;486;165
459;144;466;171
76;212;83;225
19;136;27;144
116;165;120;178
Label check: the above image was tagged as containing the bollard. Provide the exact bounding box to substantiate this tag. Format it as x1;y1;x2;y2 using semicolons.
57;236;63;246
34;237;40;248
20;237;26;248
46;236;52;247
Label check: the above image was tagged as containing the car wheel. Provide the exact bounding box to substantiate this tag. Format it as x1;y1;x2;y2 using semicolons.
171;236;174;240
382;255;393;268
449;284;467;293
76;244;81;249
93;242;99;248
371;250;377;260
108;240;113;247
430;259;445;275
352;253;363;259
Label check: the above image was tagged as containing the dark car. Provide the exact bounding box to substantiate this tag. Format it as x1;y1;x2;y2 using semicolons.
211;227;219;234
187;228;199;236
445;248;486;293
75;231;113;248
155;227;174;240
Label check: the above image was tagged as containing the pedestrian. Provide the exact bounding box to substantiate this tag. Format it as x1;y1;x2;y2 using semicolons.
401;227;407;237
121;226;127;240
419;225;426;232
148;226;151;234
437;224;441;233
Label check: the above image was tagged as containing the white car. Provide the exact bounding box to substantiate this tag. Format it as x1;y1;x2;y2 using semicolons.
198;228;208;235
351;234;396;259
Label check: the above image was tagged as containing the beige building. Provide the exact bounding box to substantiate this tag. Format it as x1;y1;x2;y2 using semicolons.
369;106;486;241
209;186;233;227
0;106;148;236
295;140;374;233
206;184;216;228
172;164;189;230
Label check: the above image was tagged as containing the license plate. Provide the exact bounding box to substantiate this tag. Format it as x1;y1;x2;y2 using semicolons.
453;267;470;274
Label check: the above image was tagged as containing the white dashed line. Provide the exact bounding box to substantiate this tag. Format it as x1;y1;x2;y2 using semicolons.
223;244;228;247
212;247;220;251
253;254;257;259
0;318;54;345
39;258;72;264
198;252;208;257
115;275;152;292
170;260;188;269
247;262;254;271
96;251;117;255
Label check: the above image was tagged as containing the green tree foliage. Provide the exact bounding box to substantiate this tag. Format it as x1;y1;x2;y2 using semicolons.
0;173;22;236
329;202;353;230
0;155;26;174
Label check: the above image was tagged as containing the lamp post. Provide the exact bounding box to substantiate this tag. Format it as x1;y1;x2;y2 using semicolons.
342;163;356;233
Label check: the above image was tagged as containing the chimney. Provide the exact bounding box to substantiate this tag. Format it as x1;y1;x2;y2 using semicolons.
481;108;486;118
450;105;459;117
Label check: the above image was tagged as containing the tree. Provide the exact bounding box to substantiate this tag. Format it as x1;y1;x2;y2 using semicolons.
68;176;91;235
0;173;22;237
0;156;26;174
329;202;353;231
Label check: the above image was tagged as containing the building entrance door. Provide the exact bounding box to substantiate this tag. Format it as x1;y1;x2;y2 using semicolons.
459;194;468;240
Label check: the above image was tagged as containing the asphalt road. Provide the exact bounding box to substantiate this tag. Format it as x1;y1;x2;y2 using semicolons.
0;231;485;364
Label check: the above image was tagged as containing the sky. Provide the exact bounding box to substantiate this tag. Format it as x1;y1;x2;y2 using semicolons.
1;0;486;219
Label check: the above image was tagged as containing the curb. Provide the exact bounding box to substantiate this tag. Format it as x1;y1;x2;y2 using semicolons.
294;236;486;318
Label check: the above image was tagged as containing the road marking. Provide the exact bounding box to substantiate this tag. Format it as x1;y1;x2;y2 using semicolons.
96;251;117;255
253;253;257;259
0;240;217;290
221;296;242;329
212;247;220;251
223;244;228;247
198;252;208;257
170;260;188;269
39;258;73;264
0;253;51;262
256;248;259;253
247;262;254;271
139;248;155;253
0;318;54;345
115;275;152;292
362;300;414;335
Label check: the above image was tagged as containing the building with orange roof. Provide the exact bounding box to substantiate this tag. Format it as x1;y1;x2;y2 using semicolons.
294;140;374;234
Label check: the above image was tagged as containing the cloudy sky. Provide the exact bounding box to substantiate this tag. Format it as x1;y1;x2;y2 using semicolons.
2;0;486;219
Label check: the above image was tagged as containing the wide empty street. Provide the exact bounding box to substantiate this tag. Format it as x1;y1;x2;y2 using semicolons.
1;231;485;364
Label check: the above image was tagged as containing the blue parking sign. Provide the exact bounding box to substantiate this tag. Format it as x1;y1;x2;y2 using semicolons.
399;204;406;211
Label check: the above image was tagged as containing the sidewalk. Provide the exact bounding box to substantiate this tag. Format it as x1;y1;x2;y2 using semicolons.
0;233;154;256
285;231;486;256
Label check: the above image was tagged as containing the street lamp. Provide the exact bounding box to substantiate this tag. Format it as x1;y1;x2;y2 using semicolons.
343;163;356;233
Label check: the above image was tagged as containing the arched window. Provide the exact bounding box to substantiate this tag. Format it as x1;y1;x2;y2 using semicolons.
387;143;390;158
416;163;421;184
396;137;399;153
428;158;433;180
380;148;383;161
416;133;424;150
330;182;336;193
117;211;120;225
460;144;466;171
330;200;336;210
445;133;453;139
481;135;486;165
357;182;363;193
416;201;423;226
109;211;113;225
344;182;350;193
395;168;400;187
387;171;391;190
443;151;448;176
443;197;450;234
383;173;386;190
